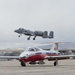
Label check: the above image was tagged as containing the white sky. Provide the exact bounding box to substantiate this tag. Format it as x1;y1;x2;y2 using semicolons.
0;0;75;48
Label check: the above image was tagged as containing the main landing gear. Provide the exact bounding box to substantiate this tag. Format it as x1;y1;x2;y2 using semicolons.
27;36;36;40
33;36;36;40
27;36;31;40
18;35;21;37
54;59;58;66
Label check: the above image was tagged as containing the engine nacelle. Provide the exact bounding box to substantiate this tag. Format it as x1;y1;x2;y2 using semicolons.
43;31;48;38
49;31;54;38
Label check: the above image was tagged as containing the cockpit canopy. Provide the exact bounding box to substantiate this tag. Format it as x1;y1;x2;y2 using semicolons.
25;47;42;52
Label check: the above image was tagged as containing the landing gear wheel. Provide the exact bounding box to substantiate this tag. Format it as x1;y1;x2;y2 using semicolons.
27;36;31;40
21;62;26;67
33;38;35;40
18;35;20;37
33;36;36;40
27;38;30;40
54;61;57;66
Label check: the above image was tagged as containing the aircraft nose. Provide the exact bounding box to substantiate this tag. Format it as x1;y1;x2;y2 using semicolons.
19;52;28;58
14;29;16;31
14;30;18;32
14;30;16;32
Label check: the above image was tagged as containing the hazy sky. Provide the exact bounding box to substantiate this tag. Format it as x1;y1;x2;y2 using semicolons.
0;0;75;48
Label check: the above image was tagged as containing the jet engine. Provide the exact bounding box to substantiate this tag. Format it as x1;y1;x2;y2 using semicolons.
42;31;48;38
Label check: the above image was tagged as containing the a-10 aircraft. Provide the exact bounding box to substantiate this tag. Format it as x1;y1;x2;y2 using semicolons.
14;28;54;40
0;42;75;67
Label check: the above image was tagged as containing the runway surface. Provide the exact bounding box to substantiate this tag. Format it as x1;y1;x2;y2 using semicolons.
0;59;75;75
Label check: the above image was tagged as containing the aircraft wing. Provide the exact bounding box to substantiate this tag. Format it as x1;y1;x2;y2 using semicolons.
44;55;75;59
23;31;34;36
0;56;19;59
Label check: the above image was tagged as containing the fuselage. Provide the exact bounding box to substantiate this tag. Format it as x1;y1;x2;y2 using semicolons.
19;47;59;62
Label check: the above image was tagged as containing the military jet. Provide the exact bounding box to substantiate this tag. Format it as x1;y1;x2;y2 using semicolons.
14;28;54;40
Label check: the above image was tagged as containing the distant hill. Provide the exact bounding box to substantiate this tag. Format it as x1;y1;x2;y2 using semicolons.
38;42;75;50
0;42;75;50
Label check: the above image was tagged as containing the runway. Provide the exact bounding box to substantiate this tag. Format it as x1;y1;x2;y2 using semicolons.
0;59;75;75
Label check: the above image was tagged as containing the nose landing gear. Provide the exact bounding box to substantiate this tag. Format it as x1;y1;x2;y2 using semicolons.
21;61;26;67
